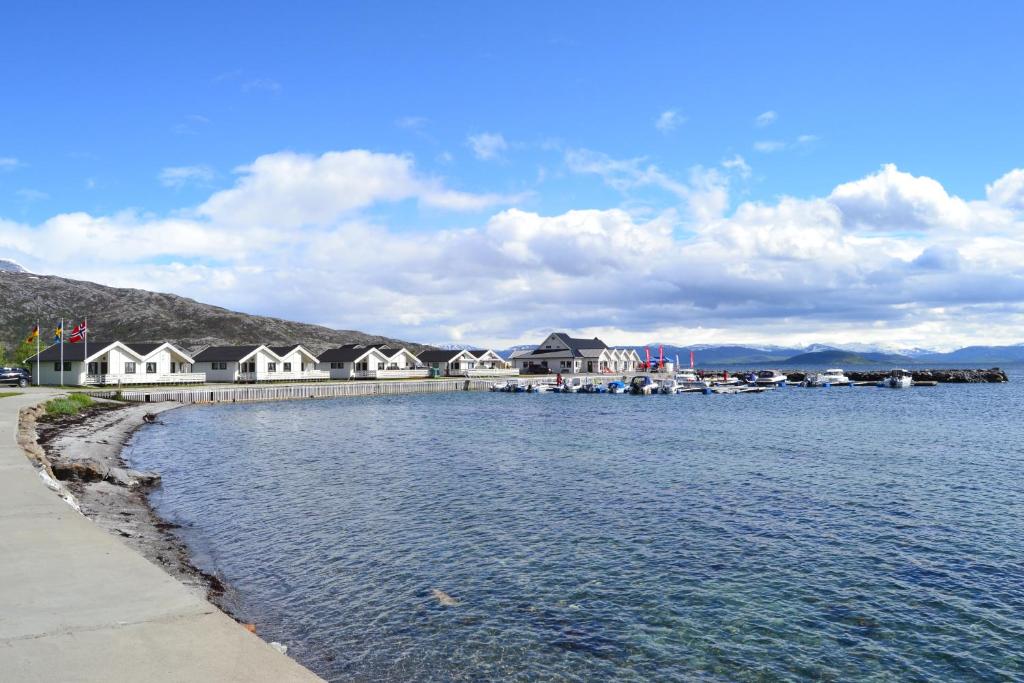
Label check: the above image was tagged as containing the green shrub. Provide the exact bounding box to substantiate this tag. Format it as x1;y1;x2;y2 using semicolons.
44;393;94;416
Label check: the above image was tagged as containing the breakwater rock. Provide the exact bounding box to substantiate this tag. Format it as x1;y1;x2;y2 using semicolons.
776;368;1008;383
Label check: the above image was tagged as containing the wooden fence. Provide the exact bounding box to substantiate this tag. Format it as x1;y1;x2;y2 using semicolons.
87;378;496;404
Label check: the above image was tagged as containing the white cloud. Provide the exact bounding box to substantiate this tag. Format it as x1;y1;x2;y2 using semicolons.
197;150;520;227
655;110;685;132
396;116;427;130
159;165;215;189
755;111;777;127
467;132;508;160
829;163;974;231
4;151;1024;350
986;169;1024;211
754;140;786;153
721;154;752;179
0;157;19;170
16;189;48;202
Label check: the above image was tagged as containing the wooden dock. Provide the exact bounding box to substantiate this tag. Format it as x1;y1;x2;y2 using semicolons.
87;378;496;404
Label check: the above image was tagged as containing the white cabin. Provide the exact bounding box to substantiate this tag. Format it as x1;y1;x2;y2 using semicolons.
30;341;202;386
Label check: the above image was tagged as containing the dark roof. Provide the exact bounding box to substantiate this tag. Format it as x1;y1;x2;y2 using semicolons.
555;333;608;352
522;333;608;359
317;346;385;362
31;341;114;362
124;342;163;356
415;349;465;363
30;341;174;363
268;345;312;358
193;345;260;362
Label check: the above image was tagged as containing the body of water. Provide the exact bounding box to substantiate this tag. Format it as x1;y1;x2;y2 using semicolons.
126;372;1024;681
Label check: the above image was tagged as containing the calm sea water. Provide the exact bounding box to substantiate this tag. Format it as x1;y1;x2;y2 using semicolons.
126;370;1024;682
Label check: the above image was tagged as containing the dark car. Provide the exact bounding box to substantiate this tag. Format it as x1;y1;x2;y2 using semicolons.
0;367;31;388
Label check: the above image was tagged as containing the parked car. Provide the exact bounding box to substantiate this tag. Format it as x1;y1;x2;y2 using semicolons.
520;365;553;375
0;367;31;388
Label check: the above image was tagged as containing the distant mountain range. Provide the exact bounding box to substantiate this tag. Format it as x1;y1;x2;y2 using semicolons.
489;341;1024;366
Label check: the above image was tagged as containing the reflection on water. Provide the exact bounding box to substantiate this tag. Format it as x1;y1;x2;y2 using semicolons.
128;374;1024;681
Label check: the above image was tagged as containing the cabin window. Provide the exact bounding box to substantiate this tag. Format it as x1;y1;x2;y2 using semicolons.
146;362;157;374
125;362;136;374
88;362;99;374
53;362;60;371
330;362;344;369
283;362;292;372
211;362;226;370
267;362;277;372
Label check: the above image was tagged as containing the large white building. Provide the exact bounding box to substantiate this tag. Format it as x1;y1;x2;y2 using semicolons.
30;341;203;386
513;333;641;374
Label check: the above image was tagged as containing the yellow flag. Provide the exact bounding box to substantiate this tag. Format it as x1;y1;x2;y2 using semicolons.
26;325;39;343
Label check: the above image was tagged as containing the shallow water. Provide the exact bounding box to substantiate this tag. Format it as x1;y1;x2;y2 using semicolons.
127;371;1024;681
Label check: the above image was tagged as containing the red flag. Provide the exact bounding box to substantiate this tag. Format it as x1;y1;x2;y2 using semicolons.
68;320;88;343
690;350;695;368
645;347;651;369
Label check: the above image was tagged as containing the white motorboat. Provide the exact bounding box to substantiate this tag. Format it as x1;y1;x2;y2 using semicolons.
880;368;914;388
674;369;710;389
802;368;851;387
658;378;679;394
752;370;788;387
559;376;585;393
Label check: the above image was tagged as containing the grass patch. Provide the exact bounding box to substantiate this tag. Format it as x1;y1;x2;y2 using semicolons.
44;392;94;417
0;391;22;398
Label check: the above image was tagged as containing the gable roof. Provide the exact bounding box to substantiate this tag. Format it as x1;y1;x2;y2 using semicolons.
317;346;389;363
554;333;608;352
193;345;261;363
31;341;120;363
416;349;468;363
268;344;318;361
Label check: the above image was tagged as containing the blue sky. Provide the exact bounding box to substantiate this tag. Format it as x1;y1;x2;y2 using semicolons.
2;2;1024;348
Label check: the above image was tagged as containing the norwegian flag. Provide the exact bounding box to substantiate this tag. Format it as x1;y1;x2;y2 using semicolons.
68;320;88;343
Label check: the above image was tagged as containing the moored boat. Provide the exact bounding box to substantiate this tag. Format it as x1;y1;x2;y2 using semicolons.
879;368;914;388
752;370;788;387
802;368;851;387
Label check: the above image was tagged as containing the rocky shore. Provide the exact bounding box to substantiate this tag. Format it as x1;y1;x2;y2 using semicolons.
23;400;228;602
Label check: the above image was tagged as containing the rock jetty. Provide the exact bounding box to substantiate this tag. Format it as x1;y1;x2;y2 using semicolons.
778;368;1008;383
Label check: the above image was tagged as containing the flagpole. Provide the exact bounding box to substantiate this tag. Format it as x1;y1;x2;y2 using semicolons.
84;317;88;382
35;320;40;386
59;318;64;387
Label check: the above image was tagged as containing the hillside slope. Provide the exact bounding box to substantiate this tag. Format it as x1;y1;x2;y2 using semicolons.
0;271;423;354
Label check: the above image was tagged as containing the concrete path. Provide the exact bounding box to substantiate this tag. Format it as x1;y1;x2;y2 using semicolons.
0;389;323;682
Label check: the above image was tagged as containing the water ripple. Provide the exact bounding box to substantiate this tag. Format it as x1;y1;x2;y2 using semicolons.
127;376;1024;681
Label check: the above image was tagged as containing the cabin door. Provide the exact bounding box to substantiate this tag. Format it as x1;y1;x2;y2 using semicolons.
587;361;593;373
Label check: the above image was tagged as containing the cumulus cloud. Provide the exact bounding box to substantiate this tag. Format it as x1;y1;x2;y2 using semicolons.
159;165;215;189
197;150;520;227
754;140;786;153
829;163;974;231
986;169;1024;211
4;152;1024;349
655;110;685;132
755;111;777;127
467;132;508;160
0;157;19;170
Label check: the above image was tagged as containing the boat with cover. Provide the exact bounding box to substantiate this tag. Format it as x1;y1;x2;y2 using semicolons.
801;368;851;387
607;380;627;394
629;375;659;395
751;370;788;387
879;368;914;388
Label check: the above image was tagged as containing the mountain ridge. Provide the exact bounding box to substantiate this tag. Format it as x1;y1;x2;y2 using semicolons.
0;270;427;355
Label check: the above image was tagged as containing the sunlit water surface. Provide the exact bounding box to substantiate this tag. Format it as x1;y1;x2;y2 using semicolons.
127;370;1024;681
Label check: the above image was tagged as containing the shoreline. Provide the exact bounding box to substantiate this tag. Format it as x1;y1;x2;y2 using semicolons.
28;401;246;623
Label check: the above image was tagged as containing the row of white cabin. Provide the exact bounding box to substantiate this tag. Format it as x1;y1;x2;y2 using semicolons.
27;333;642;386
28;341;517;386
